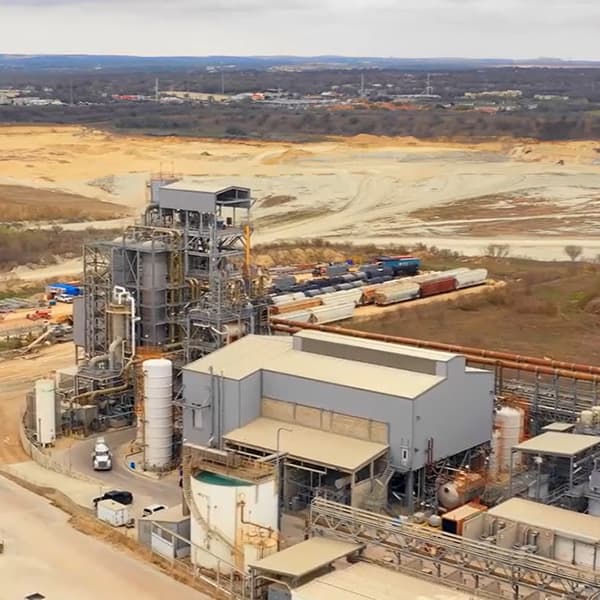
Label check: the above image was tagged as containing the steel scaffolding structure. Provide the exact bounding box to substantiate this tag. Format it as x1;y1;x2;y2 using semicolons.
309;497;600;600
71;178;269;439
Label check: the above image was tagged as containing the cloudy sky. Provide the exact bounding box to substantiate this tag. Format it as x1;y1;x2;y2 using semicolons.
1;0;599;59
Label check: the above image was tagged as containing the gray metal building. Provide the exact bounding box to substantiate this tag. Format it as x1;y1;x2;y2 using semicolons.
181;329;494;508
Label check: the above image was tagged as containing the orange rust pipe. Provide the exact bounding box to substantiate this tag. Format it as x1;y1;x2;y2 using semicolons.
271;320;600;383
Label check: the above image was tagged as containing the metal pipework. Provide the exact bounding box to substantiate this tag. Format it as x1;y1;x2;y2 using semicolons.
112;285;139;358
271;320;600;383
271;318;600;375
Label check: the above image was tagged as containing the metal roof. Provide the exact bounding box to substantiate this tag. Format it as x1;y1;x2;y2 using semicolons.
293;562;476;599
294;329;459;363
488;498;600;544
142;504;189;524
247;538;362;578
160;179;250;196
513;431;600;457
265;350;444;399
183;334;444;399
541;422;575;433
224;417;389;472
182;335;292;379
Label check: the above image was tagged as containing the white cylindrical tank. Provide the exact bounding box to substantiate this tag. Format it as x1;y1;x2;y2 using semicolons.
35;378;56;446
581;410;594;428
495;406;523;471
488;429;501;480
190;471;278;573
143;358;173;469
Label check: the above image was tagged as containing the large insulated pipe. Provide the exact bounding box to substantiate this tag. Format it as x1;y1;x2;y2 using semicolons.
271;318;600;375
271;320;600;383
108;336;124;370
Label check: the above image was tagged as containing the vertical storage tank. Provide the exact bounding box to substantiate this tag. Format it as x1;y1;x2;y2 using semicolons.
143;358;173;469
495;406;523;471
35;378;56;446
190;471;278;573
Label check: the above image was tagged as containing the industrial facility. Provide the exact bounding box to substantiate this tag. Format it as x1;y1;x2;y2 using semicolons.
19;177;600;599
181;329;494;511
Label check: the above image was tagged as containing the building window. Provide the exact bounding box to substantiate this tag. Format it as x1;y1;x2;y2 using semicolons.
193;409;203;430
401;448;409;463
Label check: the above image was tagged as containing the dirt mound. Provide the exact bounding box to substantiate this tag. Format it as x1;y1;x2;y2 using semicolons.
261;148;313;165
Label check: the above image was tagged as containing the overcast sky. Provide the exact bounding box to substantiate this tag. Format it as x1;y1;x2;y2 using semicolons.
1;0;599;59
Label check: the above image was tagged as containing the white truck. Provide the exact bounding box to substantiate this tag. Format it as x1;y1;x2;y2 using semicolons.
92;437;112;471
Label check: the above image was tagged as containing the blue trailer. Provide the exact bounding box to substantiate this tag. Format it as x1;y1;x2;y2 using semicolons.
47;282;81;297
375;256;421;276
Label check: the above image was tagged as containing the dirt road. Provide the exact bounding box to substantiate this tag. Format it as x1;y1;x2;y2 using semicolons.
0;343;75;464
2;126;600;263
0;475;211;600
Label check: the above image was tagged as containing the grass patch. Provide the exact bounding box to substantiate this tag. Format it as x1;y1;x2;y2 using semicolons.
0;226;123;271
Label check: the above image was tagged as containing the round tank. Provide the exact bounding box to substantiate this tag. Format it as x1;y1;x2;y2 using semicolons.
581;410;594;428
438;472;485;510
495;406;523;471
488;429;501;480
428;514;442;528
143;358;173;469
190;471;278;573
35;378;56;446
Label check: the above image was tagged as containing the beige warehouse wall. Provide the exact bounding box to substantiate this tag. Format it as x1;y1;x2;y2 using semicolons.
261;397;388;444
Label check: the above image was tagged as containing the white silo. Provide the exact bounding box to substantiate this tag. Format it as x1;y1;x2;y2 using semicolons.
189;471;278;573
143;358;173;469
35;378;56;446
495;406;523;471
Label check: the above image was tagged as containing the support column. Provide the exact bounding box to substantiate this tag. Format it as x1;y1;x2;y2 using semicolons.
406;470;414;513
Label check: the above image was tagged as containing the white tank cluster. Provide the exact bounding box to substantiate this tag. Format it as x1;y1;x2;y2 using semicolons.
190;471;278;573
143;358;173;470
34;378;56;446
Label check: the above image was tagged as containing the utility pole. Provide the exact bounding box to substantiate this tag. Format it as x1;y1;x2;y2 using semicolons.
69;79;74;106
155;77;159;102
360;72;365;97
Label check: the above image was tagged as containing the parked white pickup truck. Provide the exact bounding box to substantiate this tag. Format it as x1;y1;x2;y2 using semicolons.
92;437;112;471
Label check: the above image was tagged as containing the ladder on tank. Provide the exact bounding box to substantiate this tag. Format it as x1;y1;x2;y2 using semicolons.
182;477;244;566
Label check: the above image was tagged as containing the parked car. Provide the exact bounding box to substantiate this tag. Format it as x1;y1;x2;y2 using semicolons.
142;503;167;517
56;294;74;304
93;490;133;507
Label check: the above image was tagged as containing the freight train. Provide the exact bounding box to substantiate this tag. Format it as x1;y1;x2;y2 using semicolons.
269;268;489;322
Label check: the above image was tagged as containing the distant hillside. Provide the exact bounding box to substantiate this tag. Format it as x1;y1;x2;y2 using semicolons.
1;54;599;73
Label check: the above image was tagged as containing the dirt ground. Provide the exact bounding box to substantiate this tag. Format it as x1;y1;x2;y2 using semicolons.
2;125;600;263
0;342;74;465
0;302;73;332
0;183;128;222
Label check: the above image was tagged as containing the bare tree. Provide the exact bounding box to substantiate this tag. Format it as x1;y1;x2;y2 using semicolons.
485;244;510;258
564;245;583;262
